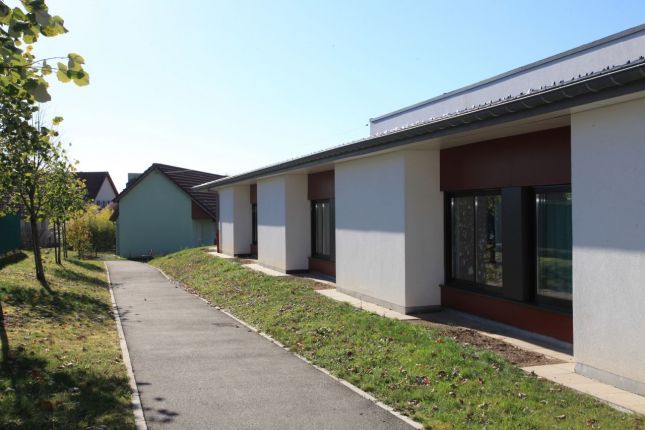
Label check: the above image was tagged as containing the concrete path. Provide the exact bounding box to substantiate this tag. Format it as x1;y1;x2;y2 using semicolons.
106;261;414;430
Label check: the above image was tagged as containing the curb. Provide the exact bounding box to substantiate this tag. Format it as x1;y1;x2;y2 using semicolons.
105;262;148;430
153;266;424;430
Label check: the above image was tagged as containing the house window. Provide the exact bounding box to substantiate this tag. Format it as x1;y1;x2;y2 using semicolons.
449;191;503;288
311;199;334;260
251;204;257;245
536;187;572;301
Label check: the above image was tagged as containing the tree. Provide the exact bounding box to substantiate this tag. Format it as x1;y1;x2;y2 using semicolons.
1;0;89;102
0;94;79;284
0;0;89;283
44;143;86;264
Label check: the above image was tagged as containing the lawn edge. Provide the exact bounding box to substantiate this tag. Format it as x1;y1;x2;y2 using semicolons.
152;265;425;430
105;262;148;430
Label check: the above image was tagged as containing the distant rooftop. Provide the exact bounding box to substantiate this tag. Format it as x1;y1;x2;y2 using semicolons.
76;171;117;200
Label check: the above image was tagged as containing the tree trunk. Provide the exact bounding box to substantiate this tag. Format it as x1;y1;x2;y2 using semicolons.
63;221;68;259
53;221;58;264
55;221;62;265
29;216;46;285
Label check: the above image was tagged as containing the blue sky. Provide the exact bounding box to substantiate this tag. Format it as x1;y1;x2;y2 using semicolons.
35;1;645;191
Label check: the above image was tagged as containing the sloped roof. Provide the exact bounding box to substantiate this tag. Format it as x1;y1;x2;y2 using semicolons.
115;163;225;220
76;171;117;200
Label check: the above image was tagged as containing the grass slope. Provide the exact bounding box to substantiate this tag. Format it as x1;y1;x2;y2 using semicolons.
153;248;643;430
0;250;134;429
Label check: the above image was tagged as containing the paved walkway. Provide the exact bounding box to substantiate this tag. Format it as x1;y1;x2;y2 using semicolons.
106;261;414;430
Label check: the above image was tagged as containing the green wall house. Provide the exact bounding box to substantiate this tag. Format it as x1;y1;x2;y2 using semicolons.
0;197;21;254
0;213;21;255
111;164;224;258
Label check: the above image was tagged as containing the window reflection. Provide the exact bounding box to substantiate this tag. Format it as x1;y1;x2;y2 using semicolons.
536;190;572;300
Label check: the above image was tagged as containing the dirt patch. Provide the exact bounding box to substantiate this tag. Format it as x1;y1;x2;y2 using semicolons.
236;258;257;264
409;319;562;367
309;281;334;290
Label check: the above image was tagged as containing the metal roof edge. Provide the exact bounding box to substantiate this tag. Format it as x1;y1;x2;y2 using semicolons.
194;59;645;191
370;24;645;123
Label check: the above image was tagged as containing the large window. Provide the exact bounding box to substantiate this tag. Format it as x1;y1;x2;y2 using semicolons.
536;187;572;301
450;192;503;288
251;203;257;245
311;200;334;260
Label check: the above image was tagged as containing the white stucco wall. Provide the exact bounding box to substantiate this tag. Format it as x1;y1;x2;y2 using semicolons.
404;150;444;307
284;175;310;270
218;185;252;255
571;95;645;395
257;175;309;272
335;150;443;312
95;178;117;207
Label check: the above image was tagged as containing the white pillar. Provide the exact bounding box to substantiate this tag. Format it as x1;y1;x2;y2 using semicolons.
257;175;309;272
335;150;443;313
218;185;252;255
571;95;645;395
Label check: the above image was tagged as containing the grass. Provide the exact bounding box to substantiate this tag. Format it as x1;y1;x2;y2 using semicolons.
152;247;643;430
0;249;134;429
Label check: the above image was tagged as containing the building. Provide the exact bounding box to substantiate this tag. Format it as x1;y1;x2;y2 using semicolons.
77;171;119;208
196;25;645;396
112;163;224;258
0;197;20;255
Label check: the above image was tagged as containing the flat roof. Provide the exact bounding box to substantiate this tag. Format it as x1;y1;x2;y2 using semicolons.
370;24;645;123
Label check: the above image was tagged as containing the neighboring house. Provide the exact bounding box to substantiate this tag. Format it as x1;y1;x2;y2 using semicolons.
77;171;118;208
111;163;224;258
0;198;21;255
196;25;645;397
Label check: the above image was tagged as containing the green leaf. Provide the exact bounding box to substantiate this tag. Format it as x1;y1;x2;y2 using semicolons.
71;70;89;86
41;15;66;37
34;10;52;26
56;62;70;82
24;78;52;103
67;52;84;71
41;60;52;75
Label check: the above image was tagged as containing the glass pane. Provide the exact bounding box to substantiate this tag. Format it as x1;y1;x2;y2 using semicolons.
313;201;332;258
475;195;503;287
536;191;572;300
451;196;475;282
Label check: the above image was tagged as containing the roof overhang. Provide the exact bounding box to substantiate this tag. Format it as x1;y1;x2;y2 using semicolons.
195;57;645;191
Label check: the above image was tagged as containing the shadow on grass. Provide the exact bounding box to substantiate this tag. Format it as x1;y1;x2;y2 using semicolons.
0;253;28;271
1;285;110;321
0;350;141;429
66;259;104;273
52;267;107;288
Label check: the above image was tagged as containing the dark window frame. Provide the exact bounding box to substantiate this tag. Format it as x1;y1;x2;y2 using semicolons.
531;184;572;310
251;203;257;245
445;188;503;295
310;199;335;261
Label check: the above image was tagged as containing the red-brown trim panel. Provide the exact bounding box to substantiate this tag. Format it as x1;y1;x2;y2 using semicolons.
308;257;336;277
441;286;573;343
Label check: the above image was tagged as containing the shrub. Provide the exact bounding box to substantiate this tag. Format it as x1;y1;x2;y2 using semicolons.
67;204;115;257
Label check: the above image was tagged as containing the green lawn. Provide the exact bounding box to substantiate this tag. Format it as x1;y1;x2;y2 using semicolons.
152;248;643;430
0;250;134;429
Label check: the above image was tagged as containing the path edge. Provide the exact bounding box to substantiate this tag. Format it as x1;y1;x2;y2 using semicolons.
105;262;148;430
153;265;424;430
